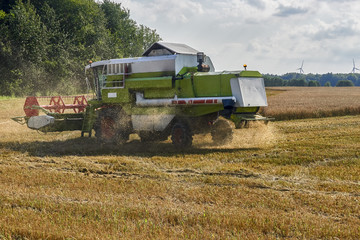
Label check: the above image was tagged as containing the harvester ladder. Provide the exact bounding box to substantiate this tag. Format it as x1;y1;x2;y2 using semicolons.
103;63;132;89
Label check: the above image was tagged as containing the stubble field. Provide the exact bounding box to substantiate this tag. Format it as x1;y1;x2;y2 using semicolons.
262;87;360;120
0;88;359;239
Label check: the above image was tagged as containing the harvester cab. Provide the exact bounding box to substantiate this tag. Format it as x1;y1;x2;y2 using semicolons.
13;42;272;147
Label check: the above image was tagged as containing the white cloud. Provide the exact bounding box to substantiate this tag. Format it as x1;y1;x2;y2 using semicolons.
309;20;359;40
246;0;266;10
117;0;360;74
121;0;204;23
274;4;309;17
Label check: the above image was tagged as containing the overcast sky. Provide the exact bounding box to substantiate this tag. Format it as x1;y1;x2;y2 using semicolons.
117;0;360;74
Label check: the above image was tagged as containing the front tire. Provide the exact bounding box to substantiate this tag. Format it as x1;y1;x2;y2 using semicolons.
171;121;193;148
94;107;131;144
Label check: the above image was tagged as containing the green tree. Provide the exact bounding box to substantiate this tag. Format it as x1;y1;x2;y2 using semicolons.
263;76;284;86
100;0;161;57
336;80;354;87
7;0;47;63
0;0;16;13
136;24;161;54
282;72;304;80
0;0;162;96
101;0;137;57
308;80;320;87
287;78;307;86
324;81;332;87
37;3;82;95
0;0;48;95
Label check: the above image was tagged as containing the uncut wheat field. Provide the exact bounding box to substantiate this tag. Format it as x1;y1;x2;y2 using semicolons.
0;88;359;239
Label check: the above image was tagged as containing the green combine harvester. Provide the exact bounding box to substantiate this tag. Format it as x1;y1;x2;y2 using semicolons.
14;42;271;147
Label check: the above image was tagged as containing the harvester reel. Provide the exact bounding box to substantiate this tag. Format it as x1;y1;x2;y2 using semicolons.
94;107;131;144
211;119;233;145
171;121;193;148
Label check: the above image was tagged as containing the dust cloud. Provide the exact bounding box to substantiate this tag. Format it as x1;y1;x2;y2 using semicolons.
193;122;279;149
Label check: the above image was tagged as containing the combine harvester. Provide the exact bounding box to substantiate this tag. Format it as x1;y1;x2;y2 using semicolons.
13;42;271;147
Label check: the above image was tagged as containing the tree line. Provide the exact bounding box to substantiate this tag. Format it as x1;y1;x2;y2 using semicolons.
264;72;360;87
0;0;161;96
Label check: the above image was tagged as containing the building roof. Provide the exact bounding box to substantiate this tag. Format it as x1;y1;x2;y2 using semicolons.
143;42;199;56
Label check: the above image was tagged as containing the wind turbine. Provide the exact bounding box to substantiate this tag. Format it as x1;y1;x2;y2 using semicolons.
351;59;359;73
297;60;304;74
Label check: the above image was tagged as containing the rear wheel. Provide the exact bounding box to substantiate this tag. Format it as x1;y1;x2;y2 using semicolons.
171;121;193;148
211;119;233;145
94;107;131;144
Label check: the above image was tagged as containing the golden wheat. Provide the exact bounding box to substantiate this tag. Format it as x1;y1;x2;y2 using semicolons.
263;87;360;120
0;94;359;239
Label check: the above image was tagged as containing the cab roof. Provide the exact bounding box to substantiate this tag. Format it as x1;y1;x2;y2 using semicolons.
142;42;199;56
